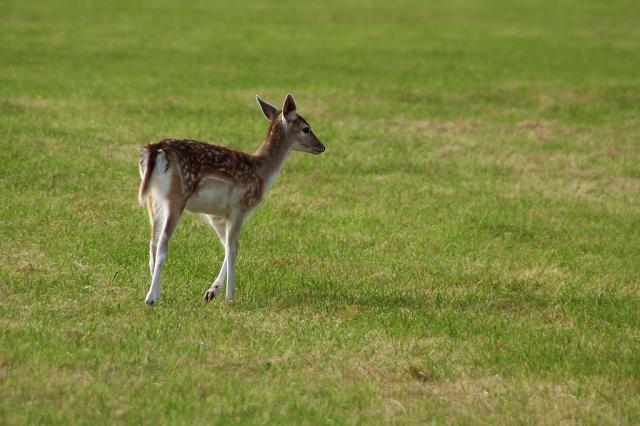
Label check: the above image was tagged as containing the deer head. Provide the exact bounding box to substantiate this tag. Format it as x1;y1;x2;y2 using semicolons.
256;94;325;155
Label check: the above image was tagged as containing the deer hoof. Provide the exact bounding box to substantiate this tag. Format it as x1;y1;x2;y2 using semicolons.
203;289;216;302
204;282;223;302
145;291;158;305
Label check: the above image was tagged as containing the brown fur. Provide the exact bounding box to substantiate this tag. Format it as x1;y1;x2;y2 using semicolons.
137;94;325;304
138;111;320;211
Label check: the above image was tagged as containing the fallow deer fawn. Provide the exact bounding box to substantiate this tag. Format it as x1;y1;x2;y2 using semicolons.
138;94;325;304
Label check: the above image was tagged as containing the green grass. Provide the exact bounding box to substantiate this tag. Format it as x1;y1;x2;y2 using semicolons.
1;0;640;424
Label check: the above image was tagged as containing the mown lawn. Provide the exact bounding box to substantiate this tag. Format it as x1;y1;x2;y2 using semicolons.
1;0;639;424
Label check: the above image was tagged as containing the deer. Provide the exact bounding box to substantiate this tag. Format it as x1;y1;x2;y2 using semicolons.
138;94;325;305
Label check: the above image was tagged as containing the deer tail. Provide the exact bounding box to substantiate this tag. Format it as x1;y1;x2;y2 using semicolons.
138;145;160;205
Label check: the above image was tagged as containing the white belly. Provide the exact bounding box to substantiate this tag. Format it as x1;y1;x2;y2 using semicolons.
185;177;246;217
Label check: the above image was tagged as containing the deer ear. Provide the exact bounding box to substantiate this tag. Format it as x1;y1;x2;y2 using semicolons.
282;93;297;122
256;95;278;120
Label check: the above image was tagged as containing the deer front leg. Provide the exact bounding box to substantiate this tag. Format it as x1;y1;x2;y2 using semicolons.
204;257;227;302
224;213;244;301
204;215;227;302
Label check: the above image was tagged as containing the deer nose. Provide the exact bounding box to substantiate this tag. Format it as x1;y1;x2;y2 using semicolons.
317;145;325;153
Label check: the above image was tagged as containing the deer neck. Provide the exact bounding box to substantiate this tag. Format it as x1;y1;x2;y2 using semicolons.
254;118;292;191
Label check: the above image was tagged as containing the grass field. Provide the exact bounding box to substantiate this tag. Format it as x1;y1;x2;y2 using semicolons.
1;0;639;424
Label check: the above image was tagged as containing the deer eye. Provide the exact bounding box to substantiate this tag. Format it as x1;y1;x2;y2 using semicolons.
302;127;310;134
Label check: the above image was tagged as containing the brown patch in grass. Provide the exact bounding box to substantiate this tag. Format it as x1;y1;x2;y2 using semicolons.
409;365;436;382
514;266;569;288
386;375;639;424
2;97;54;111
2;244;53;276
402;119;478;135
513;119;579;141
496;27;544;38
393;117;585;140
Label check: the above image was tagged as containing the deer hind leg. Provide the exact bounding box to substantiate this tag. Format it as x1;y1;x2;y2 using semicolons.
145;201;182;305
204;215;227;302
146;197;161;275
144;157;185;305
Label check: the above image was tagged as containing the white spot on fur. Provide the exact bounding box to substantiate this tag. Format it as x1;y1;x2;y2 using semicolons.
185;175;246;216
149;150;172;201
139;150;149;178
281;111;297;126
